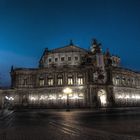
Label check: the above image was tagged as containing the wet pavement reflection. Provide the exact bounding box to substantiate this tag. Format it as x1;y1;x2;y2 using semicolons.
0;108;140;140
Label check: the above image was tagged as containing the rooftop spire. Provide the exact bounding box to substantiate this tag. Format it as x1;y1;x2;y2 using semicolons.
91;38;102;54
91;38;98;46
106;48;111;57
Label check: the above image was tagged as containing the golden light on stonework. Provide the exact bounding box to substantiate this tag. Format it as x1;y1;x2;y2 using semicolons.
61;95;67;99
69;94;73;97
63;87;72;111
39;95;48;100
100;95;106;105
125;95;130;99
58;94;63;98
98;89;107;106
78;86;84;89
71;94;78;99
79;93;84;97
135;95;140;99
63;87;72;94
116;94;140;100
5;96;14;101
30;96;37;101
48;95;56;100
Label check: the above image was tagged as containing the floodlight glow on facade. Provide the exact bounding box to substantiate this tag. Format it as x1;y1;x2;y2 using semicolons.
63;87;72;94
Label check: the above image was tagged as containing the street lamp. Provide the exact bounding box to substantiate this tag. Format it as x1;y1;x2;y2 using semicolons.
4;96;14;110
63;87;72;111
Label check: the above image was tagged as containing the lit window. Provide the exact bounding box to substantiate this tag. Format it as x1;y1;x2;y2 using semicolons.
77;78;83;85
67;74;73;85
61;57;65;61
68;57;71;61
79;93;84;97
115;76;120;85
68;78;73;85
39;79;44;86
58;78;63;85
122;77;125;85
48;79;53;86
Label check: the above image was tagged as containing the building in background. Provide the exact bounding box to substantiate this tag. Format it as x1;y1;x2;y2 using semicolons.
0;39;140;109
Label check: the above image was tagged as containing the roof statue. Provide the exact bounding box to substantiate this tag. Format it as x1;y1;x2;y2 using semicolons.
69;39;74;46
91;39;102;54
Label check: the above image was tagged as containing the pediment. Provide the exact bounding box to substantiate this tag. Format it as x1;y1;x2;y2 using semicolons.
51;45;88;53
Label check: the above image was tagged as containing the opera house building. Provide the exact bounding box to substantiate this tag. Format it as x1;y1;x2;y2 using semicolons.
0;39;140;109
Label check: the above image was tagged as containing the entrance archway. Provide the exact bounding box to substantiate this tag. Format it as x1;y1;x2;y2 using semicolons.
97;89;107;107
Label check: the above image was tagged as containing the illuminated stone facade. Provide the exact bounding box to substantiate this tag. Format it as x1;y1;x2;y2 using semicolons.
0;39;140;108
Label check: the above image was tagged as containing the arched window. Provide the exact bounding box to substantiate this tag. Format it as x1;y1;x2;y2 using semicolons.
122;77;125;85
39;76;44;86
67;74;73;85
77;74;84;85
115;76;120;85
47;75;53;86
57;74;63;85
127;78;130;86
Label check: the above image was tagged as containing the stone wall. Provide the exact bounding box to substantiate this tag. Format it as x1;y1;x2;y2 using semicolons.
0;86;86;109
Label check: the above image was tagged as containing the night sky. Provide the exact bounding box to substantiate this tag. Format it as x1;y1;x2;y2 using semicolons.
0;0;140;86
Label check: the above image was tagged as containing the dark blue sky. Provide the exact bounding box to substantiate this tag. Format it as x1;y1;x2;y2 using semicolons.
0;0;140;86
